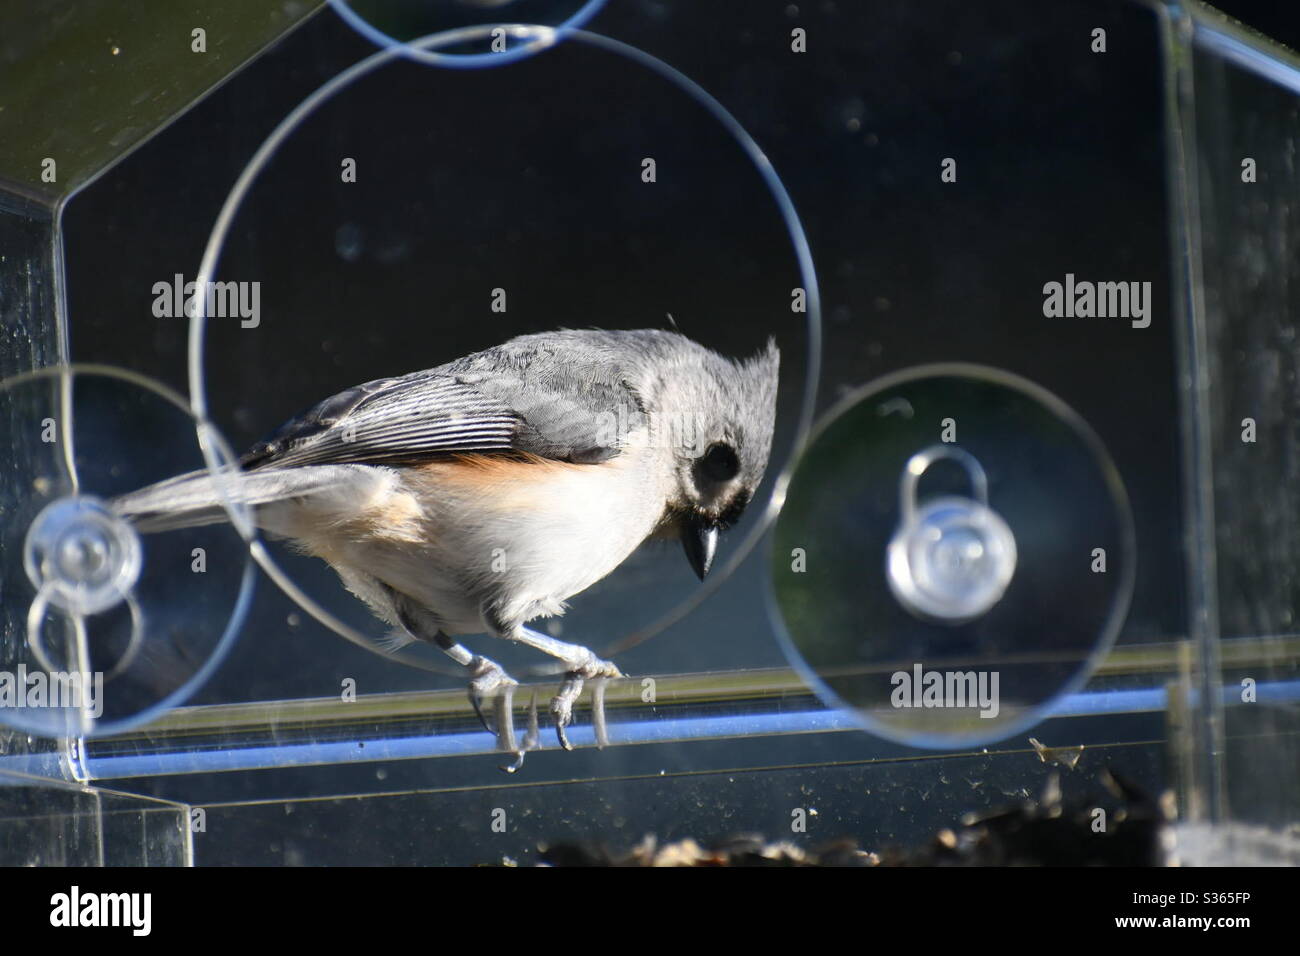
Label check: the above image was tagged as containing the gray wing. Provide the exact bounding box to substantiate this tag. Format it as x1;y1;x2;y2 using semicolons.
241;342;645;471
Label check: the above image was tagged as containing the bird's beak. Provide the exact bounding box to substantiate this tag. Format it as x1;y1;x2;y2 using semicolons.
681;516;719;581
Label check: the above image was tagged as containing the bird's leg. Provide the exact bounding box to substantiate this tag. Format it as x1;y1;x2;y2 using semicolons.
386;588;519;748
507;624;622;751
434;633;518;740
425;630;540;770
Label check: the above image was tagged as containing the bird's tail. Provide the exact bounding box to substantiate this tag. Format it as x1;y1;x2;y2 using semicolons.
111;467;347;533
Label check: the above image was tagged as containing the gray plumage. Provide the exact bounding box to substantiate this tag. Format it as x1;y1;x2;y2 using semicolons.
112;329;780;756
240;329;775;471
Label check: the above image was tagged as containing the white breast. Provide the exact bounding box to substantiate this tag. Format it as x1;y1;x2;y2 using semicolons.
258;442;673;635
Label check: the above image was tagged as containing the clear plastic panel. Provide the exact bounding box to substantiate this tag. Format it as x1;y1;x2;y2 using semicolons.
1183;9;1300;831
0;0;1296;866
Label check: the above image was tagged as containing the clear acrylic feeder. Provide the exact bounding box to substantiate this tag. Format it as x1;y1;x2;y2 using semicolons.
1;0;1297;866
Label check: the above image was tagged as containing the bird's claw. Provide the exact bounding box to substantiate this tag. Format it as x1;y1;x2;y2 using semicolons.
551;676;582;751
551;657;622;751
501;693;541;773
464;659;541;772
467;655;517;736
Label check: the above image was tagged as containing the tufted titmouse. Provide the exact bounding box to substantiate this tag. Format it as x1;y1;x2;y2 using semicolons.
115;329;780;762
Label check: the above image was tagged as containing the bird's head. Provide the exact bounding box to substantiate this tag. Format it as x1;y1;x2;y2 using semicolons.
658;336;780;580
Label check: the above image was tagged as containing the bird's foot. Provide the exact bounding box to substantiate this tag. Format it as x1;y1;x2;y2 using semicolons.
467;654;518;739
551;655;622;751
466;658;543;771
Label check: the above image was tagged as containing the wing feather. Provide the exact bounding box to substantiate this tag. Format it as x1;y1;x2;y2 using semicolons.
241;341;645;470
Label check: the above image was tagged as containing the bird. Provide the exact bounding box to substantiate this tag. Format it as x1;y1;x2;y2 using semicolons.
113;328;780;766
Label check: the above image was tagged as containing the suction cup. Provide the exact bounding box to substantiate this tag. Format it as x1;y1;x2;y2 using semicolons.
0;365;253;738
768;363;1135;748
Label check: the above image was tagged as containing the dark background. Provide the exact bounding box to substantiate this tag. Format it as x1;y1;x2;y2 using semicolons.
1210;0;1300;52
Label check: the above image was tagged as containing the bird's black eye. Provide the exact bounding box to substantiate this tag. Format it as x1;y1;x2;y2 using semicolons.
698;442;741;483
